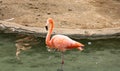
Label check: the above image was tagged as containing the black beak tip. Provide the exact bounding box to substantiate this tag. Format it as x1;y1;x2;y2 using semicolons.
45;26;48;31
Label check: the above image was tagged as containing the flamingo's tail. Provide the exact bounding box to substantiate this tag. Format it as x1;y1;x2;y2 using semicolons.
77;42;84;51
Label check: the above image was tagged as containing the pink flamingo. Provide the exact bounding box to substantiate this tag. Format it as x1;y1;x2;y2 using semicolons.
45;18;84;70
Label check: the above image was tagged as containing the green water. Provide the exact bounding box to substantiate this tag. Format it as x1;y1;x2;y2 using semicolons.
0;34;120;71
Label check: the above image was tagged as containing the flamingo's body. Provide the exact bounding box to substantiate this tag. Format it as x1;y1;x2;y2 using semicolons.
45;18;84;70
45;18;84;52
47;34;84;52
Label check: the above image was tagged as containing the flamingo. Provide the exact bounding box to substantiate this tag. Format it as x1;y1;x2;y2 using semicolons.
45;18;84;70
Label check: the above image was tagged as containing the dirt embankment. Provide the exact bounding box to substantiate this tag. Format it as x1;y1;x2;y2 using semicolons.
0;0;120;29
0;0;120;39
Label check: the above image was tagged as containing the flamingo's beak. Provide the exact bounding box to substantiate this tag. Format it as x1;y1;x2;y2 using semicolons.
45;26;48;31
45;19;49;31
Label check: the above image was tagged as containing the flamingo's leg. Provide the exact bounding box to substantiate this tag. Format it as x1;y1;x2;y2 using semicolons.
61;52;64;71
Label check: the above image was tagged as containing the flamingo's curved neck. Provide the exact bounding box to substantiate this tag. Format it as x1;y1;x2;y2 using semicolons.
46;20;54;46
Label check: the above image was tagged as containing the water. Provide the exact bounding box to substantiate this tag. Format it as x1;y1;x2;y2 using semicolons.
0;33;120;71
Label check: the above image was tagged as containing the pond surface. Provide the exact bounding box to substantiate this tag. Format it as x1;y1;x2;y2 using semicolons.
0;34;120;71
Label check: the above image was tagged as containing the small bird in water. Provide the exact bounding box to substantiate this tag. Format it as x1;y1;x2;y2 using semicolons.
45;18;84;71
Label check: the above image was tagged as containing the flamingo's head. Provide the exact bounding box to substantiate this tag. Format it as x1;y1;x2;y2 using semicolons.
45;18;54;31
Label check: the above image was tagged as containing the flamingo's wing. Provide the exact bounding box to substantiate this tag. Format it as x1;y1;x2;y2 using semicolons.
51;35;84;51
50;35;75;51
